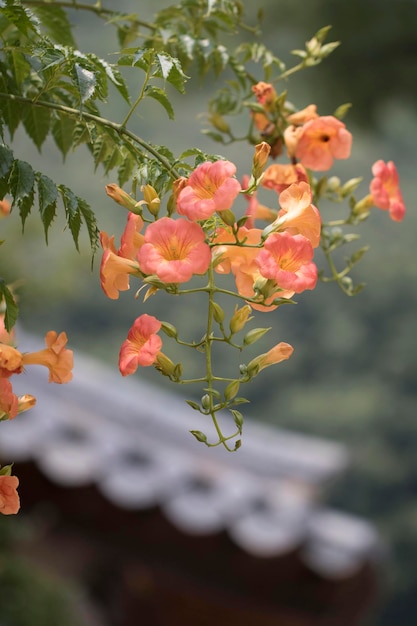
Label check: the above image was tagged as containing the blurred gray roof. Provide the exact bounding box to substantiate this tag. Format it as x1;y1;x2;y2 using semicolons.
0;330;380;576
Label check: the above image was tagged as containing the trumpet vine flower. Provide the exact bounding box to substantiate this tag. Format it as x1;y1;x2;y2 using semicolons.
370;160;406;222
137;217;211;283
176;160;241;221
0;475;20;515
119;314;163;375
291;115;352;171
257;231;318;293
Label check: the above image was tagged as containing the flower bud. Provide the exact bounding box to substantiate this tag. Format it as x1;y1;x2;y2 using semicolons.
327;176;341;192
224;380;240;402
306;36;321;57
18;394;36;414
352;194;373;217
105;184;140;213
201;394;211;411
251;82;277;112
154;352;178;379
219;209;236;226
212;302;225;324
190;430;208;443
243;327;271;346
247;341;294;376
231;409;244;429
340;177;363;197
160;321;178;339
141;184;161;217
229;305;253;335
252;142;271;179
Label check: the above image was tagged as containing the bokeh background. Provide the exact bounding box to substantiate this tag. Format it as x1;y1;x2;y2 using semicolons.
1;1;416;624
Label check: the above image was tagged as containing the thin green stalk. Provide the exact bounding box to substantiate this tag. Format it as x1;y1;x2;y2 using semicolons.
203;263;235;451
120;51;154;127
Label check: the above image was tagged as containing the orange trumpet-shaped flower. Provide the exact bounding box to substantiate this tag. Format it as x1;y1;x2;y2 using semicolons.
0;344;23;377
0;475;20;515
213;225;263;275
0;378;18;419
100;246;142;300
119;314;162;375
370;160;406;222
22;331;73;383
263;182;322;248
176;160;241;221
262;163;309;194
234;259;294;312
99;213;144;299
213;226;294;311
256;231;318;294
291;115;352;171
251;82;277;111
137;217;211;283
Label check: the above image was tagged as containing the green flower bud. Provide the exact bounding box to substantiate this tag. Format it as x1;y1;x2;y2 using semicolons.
340;177;363;197
219;209;236;227
327;176;341;192
154;352;177;379
212;302;225;324
229;305;253;335
190;430;208;443
160;321;178;339
141;184;161;217
243;327;271;346
224;380;240;402
201;394;211;411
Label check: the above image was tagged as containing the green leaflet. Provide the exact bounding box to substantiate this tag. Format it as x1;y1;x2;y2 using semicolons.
0;278;18;333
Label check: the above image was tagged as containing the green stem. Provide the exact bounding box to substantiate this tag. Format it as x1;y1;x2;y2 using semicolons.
0;92;181;180
321;246;352;294
275;60;307;82
204;264;235;452
120;51;154;127
323;219;353;227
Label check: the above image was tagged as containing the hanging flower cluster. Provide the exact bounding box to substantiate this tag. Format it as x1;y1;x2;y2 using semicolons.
0;322;73;513
0;5;408;511
99;81;405;451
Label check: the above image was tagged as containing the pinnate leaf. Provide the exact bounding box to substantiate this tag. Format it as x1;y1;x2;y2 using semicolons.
23;103;51;151
0;278;18;333
31;5;76;46
74;63;96;104
9;159;35;207
145;86;175;119
52;113;76;159
37;173;58;240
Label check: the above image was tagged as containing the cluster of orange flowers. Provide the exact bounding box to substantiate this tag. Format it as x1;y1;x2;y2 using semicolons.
99;83;405;384
0;310;73;513
0;80;407;505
